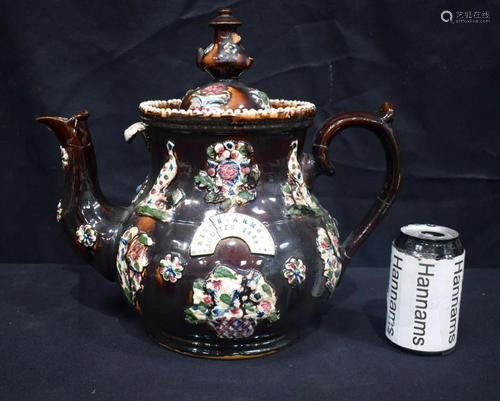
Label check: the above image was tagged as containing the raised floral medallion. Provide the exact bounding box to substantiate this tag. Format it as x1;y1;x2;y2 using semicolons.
281;140;322;216
316;220;342;295
185;83;231;111
116;227;153;306
185;265;280;339
195;141;260;211
283;257;306;287
158;254;184;283
76;224;97;248
56;199;63;222
60;146;69;169
135;141;183;222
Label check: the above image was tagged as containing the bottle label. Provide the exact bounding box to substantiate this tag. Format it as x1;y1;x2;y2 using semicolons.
386;247;465;352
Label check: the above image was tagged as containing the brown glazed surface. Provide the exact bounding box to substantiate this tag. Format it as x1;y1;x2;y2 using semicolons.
195;8;253;81
36;9;403;358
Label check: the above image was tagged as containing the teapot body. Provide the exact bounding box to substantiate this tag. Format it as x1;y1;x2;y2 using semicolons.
118;126;342;357
37;8;402;360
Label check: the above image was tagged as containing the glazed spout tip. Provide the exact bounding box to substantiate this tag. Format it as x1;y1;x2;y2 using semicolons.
36;115;64;126
36;110;92;147
36;110;90;126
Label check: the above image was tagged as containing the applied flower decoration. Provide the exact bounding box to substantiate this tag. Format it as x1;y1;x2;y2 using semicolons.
195;140;260;211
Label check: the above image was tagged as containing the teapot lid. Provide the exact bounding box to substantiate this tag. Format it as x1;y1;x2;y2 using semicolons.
139;8;315;130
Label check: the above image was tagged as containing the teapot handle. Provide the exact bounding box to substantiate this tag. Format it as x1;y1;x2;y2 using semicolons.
312;102;403;267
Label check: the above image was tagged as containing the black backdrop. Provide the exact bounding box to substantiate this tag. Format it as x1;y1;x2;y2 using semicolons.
2;0;499;268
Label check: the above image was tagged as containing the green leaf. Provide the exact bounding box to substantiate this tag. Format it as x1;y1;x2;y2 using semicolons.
238;190;253;200
135;205;171;222
197;302;209;312
245;303;255;312
205;191;220;203
138;234;151;246
268;311;279;322
185;309;199;324
220;293;232;305
194;173;213;188
193;280;203;290
213;266;236;280
239;145;248;156
313;208;323;217
219;198;232;211
288;207;303;216
261;283;273;297
124;289;134;304
206;146;216;158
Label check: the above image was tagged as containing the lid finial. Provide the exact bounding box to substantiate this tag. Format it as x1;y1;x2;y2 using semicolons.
196;8;253;80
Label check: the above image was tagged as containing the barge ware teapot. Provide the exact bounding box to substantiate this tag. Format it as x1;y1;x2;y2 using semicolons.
37;8;403;359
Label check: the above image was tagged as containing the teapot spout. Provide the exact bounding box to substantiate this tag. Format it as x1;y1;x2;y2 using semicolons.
36;110;92;147
37;111;125;281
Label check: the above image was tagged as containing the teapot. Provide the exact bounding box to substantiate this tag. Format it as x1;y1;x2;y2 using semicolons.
37;9;403;359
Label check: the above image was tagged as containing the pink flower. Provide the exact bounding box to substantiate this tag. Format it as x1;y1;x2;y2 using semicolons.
260;301;272;313
154;199;166;209
203;296;213;305
212;280;222;291
207;168;216;177
127;241;146;263
200;83;226;95
230;151;239;159
241;166;250;174
219;163;238;181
